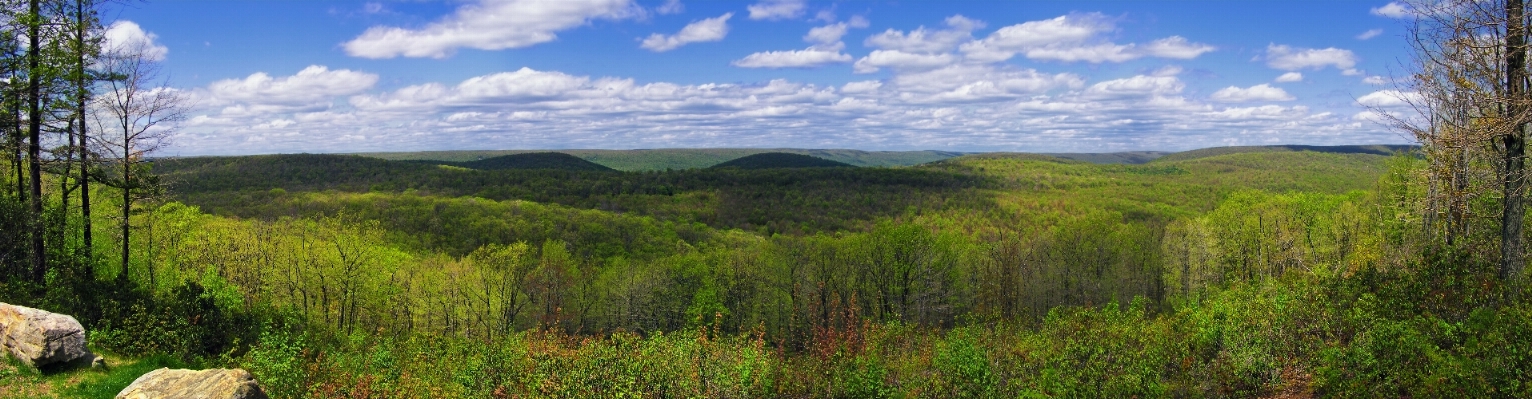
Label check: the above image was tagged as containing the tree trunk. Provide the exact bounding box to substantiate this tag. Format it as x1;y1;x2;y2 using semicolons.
1504;0;1528;285
28;0;45;284
120;159;129;282
76;0;93;270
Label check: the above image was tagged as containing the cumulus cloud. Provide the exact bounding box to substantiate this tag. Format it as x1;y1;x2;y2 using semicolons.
960;14;1214;63
864;15;984;54
102;21;169;61
961;14;1110;62
1083;75;1185;99
734;19;865;68
854;50;956;73
204;66;379;108
1363;75;1388;85
1275;72;1303;82
1265;44;1358;71
641;13;732;52
1209;84;1295;102
840;80;882;95
1357;28;1383;40
343;0;640;59
732;49;852;68
1356;89;1421;107
1141;36;1216;59
1371;2;1411;18
175;62;1397;155
748;0;805;20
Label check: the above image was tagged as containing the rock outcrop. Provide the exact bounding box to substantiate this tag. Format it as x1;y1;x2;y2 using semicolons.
0;303;96;368
116;368;269;399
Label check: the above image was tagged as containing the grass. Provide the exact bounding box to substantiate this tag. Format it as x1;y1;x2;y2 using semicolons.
0;350;188;399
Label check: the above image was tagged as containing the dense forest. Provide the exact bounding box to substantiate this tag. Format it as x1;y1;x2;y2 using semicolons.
3;0;1532;397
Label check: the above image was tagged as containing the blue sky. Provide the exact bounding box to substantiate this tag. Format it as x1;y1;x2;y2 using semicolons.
108;0;1420;155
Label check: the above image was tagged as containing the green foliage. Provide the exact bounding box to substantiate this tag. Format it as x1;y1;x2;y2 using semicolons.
710;152;855;169
89;280;257;362
245;323;309;399
415;152;616;171
360;148;965;170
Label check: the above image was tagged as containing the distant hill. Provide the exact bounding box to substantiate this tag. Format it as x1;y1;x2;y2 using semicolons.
710;152;855;169
457;152;614;171
1153;145;1418;163
356;149;962;171
1043;151;1169;164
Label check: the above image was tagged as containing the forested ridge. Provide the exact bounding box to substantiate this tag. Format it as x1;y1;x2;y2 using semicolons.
3;0;1532;396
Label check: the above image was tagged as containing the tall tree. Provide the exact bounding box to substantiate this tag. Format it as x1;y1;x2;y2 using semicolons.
26;0;46;282
1504;0;1528;283
68;0;97;265
1386;0;1532;286
92;36;182;282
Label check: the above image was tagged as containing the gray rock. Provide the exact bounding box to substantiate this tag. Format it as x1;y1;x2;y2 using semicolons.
116;368;269;399
0;303;93;368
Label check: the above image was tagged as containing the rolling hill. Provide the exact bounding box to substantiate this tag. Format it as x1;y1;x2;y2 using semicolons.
455;152;615;171
356;148;963;170
1152;144;1417;163
709;152;855;169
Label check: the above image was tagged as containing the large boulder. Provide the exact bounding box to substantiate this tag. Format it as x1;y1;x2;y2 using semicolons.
117;368;269;399
0;303;95;368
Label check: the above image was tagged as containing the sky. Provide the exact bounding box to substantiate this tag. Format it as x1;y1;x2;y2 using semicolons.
106;0;1423;156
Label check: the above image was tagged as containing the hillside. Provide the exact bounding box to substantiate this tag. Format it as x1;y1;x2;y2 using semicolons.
709;152;855;169
356;148;962;170
455;152;615;171
1152;144;1417;163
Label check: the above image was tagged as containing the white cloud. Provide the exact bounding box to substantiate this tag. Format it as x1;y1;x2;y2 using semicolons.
102;21;169;61
1371;2;1411;18
1209;84;1296;102
891;64;1082;97
840;80;882;94
864;15;984;53
1265;44;1358;71
853;50;956;73
732;50;851;68
641;13;732;52
737;20;865;68
1141;36;1216;59
1357;28;1383;40
1025;43;1139;63
803;21;858;52
1083;75;1185;98
343;0;640;59
1275;72;1303;82
656;0;683;14
961;14;1111;62
176;64;1399;155
960;14;1214;63
204;66;379;107
748;0;804;20
1363;75;1388;85
1356;89;1420;107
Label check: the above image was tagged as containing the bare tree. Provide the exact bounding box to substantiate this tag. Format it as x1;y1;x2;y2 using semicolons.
1382;0;1532;286
90;37;183;282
